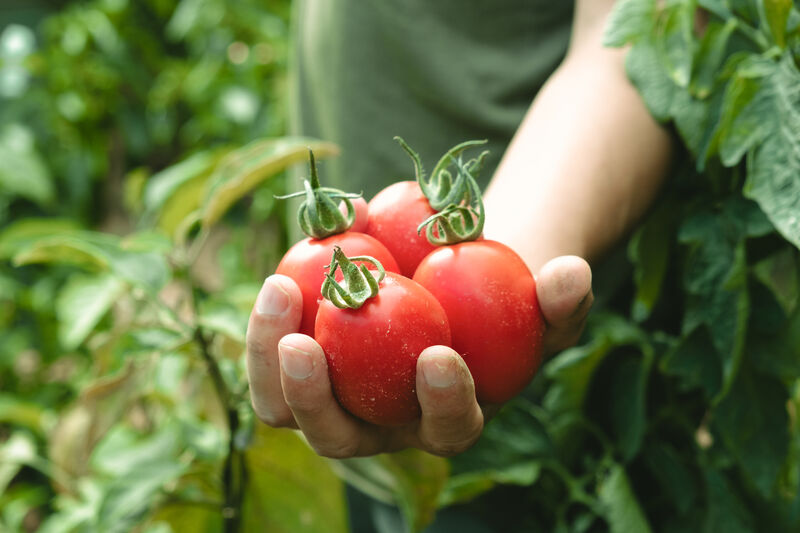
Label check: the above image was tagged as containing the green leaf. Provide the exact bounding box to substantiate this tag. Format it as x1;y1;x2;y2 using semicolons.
749;304;800;379
597;463;653;533
743;54;800;250
179;417;226;461
0;432;37;495
714;56;775;167
712;369;790;496
56;272;125;350
726;0;761;23
690;19;738;98
0;124;55;206
36;480;105;533
201;137;339;229
0;394;54;435
198;300;249;344
97;461;186;533
642;442;697;514
149;503;221;533
587;350;653;461
376;450;450;532
670;83;725;167
440;400;551;505
89;424;187;533
454;400;554;471
679;203;754;401
661;327;722;398
753;247;799;315
759;0;793;47
544;341;610;417
91;423;184;478
143;150;221;214
13;231;171;291
0;217;82;260
627;37;679;120
335;450;449;532
702;469;755;531
242;424;347;533
603;0;657;47
628;204;674;321
439;463;541;507
545;314;649;416
121;230;174;255
143;149;228;236
656;0;698;88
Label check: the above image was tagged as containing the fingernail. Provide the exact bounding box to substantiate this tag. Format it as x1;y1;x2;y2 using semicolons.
256;277;290;316
421;354;457;388
279;344;314;380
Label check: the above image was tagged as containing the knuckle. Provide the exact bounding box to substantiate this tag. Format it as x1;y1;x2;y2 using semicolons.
312;439;360;459
284;394;327;419
246;334;272;360
253;404;294;428
426;441;469;458
423;420;483;457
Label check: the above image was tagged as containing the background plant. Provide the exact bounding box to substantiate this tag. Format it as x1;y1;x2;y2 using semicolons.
0;1;352;532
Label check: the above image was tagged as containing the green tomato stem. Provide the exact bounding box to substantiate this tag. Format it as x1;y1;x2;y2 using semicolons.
321;246;386;309
416;152;486;244
394;136;488;211
274;149;362;239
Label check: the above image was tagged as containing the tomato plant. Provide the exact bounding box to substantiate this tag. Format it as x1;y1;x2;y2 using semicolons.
315;247;450;426
276;151;400;336
365;138;488;276
413;239;544;404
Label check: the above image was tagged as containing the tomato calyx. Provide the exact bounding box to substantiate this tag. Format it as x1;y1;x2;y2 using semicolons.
275;149;362;239
394;136;489;211
321;246;386;309
416;153;486;245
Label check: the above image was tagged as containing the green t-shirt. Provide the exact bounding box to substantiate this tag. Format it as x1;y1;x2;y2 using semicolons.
290;0;574;196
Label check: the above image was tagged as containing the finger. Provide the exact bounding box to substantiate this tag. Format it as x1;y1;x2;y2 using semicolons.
536;256;594;355
246;274;302;428
278;333;385;458
338;197;368;233
415;346;484;457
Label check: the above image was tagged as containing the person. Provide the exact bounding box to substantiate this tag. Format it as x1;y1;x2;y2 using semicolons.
245;0;672;459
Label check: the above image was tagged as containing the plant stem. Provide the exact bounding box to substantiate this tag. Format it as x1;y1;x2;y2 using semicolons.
177;237;246;532
194;327;244;533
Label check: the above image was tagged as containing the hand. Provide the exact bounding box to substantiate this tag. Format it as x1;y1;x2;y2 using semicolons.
245;255;593;458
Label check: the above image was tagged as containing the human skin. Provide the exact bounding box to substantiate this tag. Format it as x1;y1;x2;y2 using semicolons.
245;0;672;458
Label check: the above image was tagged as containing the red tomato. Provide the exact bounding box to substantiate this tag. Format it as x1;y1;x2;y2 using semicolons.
412;240;544;405
276;232;400;337
365;181;437;277
315;272;451;426
339;197;369;233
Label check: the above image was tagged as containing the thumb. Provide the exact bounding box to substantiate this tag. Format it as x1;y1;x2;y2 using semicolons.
535;255;593;355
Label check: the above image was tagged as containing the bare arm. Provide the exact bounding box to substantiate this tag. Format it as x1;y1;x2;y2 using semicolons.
484;0;672;273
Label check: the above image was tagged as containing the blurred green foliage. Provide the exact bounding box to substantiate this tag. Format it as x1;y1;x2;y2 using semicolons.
0;1;351;532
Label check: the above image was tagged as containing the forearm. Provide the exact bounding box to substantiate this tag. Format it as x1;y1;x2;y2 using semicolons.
483;5;672;273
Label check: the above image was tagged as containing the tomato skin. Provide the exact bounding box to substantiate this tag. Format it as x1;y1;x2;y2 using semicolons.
365;181;437;277
315;273;451;426
412;240;544;405
276;232;400;337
